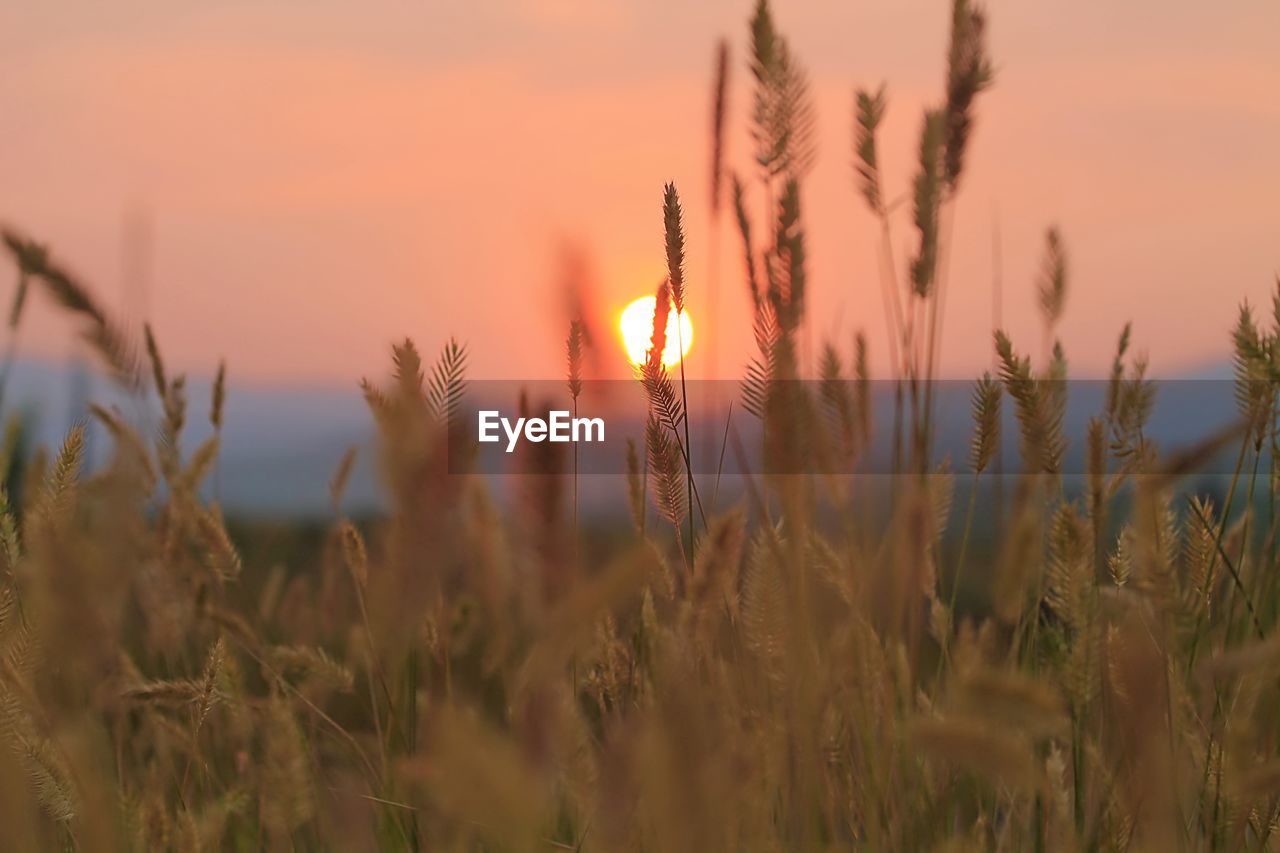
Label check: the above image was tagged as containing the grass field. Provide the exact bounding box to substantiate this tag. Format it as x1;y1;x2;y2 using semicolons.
2;1;1279;850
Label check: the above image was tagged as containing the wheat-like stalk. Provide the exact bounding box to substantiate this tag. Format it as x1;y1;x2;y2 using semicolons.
566;321;584;402
1044;502;1092;633
3;228;142;388
731;174;761;308
1105;322;1133;424
1231;302;1274;448
740;527;787;682
1038;226;1068;331
942;0;994;191
211;361;227;430
818;342;856;469
741;299;780;419
853;85;888;214
1;231;40;330
645;417;686;540
426;337;467;424
640;282;685;434
663;185;687;315
625;437;645;535
909;110;945;297
994;330;1063;475
28;424;85;532
269;644;354;693
567;319;585;530
144;323;167;398
969;372;1001;474
748;0;816;181
687;508;745;638
329;446;357;510
0;491;20;574
767;177;806;330
710;41;730;216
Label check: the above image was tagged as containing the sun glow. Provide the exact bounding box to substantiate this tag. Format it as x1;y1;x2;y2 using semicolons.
620;295;693;367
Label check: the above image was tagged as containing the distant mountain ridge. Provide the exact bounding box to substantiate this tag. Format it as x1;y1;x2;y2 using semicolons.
0;355;1241;517
2;355;381;516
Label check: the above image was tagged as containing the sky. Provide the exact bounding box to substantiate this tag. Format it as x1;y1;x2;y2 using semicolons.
1;0;1277;386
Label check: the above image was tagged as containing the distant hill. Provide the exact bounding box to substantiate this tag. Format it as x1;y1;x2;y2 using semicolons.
0;356;1241;518
1;355;381;516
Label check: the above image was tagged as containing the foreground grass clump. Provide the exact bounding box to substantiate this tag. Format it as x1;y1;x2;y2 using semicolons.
3;1;1280;850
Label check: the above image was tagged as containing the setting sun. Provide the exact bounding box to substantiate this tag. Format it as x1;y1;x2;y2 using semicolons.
620;295;693;367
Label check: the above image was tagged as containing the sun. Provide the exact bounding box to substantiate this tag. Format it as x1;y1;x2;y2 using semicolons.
620;295;693;367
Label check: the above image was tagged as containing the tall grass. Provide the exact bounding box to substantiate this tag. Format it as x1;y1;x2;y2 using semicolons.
0;1;1277;850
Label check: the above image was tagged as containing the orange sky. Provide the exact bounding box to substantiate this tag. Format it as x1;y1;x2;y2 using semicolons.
1;1;1277;384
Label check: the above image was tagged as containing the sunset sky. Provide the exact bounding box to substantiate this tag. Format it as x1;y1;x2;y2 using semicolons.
2;1;1277;385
